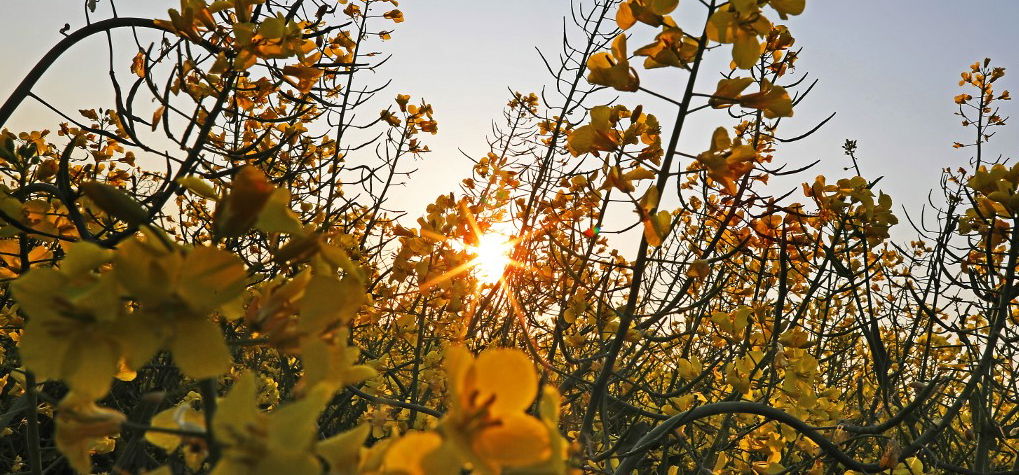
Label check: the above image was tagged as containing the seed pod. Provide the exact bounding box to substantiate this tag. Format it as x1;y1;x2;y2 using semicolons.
80;182;149;226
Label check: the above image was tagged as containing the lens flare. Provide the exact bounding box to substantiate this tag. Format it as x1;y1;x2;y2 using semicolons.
469;232;512;284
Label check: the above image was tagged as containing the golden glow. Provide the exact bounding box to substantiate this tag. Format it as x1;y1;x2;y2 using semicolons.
468;231;513;284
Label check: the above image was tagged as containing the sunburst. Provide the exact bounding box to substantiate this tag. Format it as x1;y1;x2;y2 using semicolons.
417;205;534;292
414;204;550;367
468;231;513;284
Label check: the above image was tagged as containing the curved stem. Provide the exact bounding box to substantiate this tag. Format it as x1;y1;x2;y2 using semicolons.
614;401;883;473
0;17;163;128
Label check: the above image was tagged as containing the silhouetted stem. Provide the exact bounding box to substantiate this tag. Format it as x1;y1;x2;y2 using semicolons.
0;17;163;128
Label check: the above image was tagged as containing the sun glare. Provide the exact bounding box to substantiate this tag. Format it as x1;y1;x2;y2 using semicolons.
469;232;513;284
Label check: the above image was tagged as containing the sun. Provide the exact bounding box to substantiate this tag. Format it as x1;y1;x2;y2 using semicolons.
468;231;513;284
417;208;536;292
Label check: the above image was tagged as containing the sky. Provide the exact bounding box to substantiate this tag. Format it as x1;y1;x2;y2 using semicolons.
2;1;1019;238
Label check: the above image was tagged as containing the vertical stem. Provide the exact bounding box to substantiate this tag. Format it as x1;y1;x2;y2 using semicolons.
199;378;221;465
580;0;716;441
24;371;42;475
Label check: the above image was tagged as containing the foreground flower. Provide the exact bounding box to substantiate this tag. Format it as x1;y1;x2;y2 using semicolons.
13;242;127;400
379;346;557;474
211;372;333;474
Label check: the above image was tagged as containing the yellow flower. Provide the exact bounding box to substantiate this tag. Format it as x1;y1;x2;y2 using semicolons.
315;423;372;474
565;106;623;157
299;328;377;392
695;127;759;195
54;393;126;474
432;346;552;474
211;372;333;475
616;0;679;30
709;77;793;118
634;27;699;69
113;235;246;379
706;2;772;69
586;34;639;92
13;242;129;400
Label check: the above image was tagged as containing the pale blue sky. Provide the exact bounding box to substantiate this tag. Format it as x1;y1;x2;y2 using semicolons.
2;1;1018;231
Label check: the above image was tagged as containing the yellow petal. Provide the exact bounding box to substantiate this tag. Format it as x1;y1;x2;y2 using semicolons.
317;423;370;473
146;405;206;452
732;33;761;69
213;372;260;446
649;0;679;15
113;236;180;305
299;275;365;335
71;272;121;323
170;317;231;380
443;346;474;412
63;336;118;400
382;431;444;475
616;2;636;30
11;268;67;324
60;241;114;277
267;384;331;451
420;440;465;474
116;312;163;371
623;166;657;182
55;396;126;474
643;217;663;247
252;451;321;475
256;188;304;235
214;166;275;238
18;318;71;382
709;77;754;108
178;246;247;315
473;414;551;468
473;348;537;415
769;0;805;18
709;127;732;152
